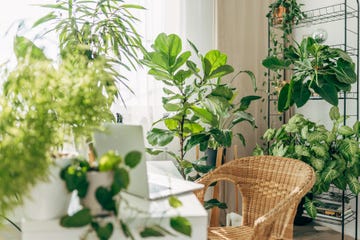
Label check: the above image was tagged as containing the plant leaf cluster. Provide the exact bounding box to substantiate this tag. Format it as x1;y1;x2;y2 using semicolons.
142;33;259;179
263;37;357;112
34;0;145;103
266;0;306;37
0;36;115;218
254;106;360;218
60;150;192;239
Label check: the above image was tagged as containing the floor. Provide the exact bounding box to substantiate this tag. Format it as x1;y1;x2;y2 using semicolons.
0;221;355;240
294;222;354;240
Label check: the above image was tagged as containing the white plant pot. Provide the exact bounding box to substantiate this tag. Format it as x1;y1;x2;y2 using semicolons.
81;171;113;216
23;158;72;221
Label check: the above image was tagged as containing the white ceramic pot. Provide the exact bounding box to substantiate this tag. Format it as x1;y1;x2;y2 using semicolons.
81;171;114;216
23;158;72;221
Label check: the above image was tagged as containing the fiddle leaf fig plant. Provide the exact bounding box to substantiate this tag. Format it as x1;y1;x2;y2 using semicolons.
263;37;357;112
142;33;258;178
254;106;360;218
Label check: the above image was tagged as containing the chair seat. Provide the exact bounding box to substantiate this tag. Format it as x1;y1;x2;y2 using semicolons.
208;226;254;240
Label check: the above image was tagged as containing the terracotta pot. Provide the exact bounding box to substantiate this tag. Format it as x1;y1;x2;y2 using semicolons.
273;6;288;25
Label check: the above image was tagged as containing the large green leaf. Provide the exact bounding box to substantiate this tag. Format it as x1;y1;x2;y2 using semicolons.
124;151;142;169
191;106;217;126
238;95;261;111
153;33;182;67
92;222;114;240
185;134;210;152
346;172;360;194
208;65;234;79
210;129;232;147
332;58;357;84
170;217;192;237
203;50;227;77
232;111;256;127
204;199;228;210
60;209;92;227
168;196;183;208
111;168;130;194
304;197;317;218
262;56;291;71
147;128;174;146
311;83;338;106
171;51;191;73
292;81;311;108
210;85;234;101
278;83;292;112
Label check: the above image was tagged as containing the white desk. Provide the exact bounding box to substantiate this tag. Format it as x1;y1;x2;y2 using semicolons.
21;161;208;240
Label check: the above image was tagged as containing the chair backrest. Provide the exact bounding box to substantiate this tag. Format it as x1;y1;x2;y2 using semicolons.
195;155;315;239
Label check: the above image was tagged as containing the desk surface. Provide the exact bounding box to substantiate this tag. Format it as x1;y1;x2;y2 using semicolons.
21;161;208;240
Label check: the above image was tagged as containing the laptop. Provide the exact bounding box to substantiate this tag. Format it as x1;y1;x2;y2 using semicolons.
93;124;204;200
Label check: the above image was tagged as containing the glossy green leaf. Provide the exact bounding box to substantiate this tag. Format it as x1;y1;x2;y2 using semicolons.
171;51;191;72
140;227;165;237
293;81;311;108
92;222;114;240
96;186;116;211
170;216;192;237
185;134;210;152
204;199;228;210
238;95;261;111
304;197;317;218
192;163;214;174
203;50;227;76
262;56;291;71
60;209;92;227
191;106;217;126
346;172;360;194
210;85;234;100
125;151;142;168
312;83;338;106
169;196;183;208
333;58;357;84
111;168;129;194
208;65;234;79
278;83;291;112
147;128;174;146
329;106;340;121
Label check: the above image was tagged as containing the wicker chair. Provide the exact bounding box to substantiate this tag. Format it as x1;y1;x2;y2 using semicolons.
194;155;316;240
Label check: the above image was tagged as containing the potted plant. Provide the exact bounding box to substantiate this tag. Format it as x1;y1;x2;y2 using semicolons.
34;0;144;101
60;149;192;239
142;33;257;179
0;36;117;220
0;0;145;223
263;37;357;112
266;0;306;36
254;106;360;219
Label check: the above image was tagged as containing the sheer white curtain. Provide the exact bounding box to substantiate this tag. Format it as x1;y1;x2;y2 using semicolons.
0;0;216;159
111;0;216;134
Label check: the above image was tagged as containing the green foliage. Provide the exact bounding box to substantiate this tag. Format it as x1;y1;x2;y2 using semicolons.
256;107;360;218
204;198;228;210
263;37;357;112
143;33;259;178
34;0;144;103
0;36;115;218
60;150;191;239
266;0;306;37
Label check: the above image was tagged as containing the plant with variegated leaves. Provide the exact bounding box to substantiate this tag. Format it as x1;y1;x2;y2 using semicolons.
254;106;360;218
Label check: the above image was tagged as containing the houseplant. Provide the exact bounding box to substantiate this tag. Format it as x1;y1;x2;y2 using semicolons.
60;149;192;239
142;33;257;178
263;37;357;112
34;0;144;102
0;36;115;222
266;0;306;38
254;106;360;218
1;0;145;222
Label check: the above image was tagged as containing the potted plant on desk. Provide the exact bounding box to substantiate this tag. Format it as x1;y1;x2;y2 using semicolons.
60;149;192;239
